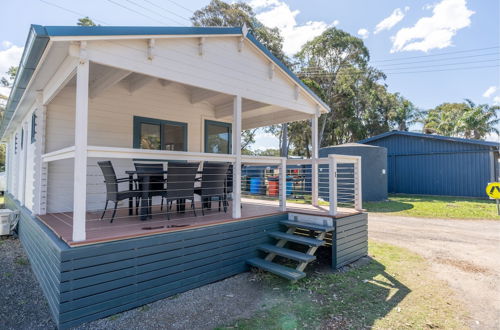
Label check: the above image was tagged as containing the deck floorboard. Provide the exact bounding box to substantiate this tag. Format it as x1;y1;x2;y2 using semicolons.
38;198;359;247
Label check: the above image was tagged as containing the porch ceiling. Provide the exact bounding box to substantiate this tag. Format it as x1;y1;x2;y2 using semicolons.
85;62;313;129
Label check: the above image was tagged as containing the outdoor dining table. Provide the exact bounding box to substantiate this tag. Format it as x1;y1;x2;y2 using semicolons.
125;169;202;220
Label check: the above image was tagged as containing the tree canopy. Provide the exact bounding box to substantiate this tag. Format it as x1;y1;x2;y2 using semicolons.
423;100;499;139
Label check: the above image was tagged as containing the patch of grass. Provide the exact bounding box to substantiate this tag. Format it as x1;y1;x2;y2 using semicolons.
138;305;151;312
14;257;29;266
219;241;468;329
364;194;498;220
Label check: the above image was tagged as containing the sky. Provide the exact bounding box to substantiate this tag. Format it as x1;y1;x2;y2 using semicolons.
1;0;499;148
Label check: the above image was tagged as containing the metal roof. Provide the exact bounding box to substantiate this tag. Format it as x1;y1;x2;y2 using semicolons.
0;25;330;139
359;130;500;149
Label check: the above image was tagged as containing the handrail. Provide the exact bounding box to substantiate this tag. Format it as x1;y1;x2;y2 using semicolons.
241;155;284;165
86;146;237;162
41;146;76;162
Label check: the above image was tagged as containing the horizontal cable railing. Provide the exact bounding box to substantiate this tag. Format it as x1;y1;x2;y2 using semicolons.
43;151;362;227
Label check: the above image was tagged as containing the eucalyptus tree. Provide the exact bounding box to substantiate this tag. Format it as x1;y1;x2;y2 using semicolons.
191;0;287;64
295;28;371;147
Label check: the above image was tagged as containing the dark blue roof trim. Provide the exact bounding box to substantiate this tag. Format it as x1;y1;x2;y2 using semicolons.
246;33;330;111
0;25;49;138
43;25;243;36
359;130;499;148
0;25;329;139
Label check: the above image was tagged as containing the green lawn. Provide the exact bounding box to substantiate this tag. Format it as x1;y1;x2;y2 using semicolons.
219;241;468;329
364;194;498;220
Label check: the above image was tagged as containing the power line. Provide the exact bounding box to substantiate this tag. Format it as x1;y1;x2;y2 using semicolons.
39;0;110;25
105;0;172;25
297;64;500;76
376;52;500;67
124;0;187;25
165;0;195;14
379;58;500;71
142;0;192;23
377;64;499;75
370;46;500;63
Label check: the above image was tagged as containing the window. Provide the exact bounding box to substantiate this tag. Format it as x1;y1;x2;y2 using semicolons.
133;116;187;151
20;128;24;150
31;113;37;144
205;120;232;154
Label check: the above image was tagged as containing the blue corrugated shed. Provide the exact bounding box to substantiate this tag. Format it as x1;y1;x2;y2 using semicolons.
359;131;499;198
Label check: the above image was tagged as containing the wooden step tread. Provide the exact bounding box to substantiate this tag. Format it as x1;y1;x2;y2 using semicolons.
280;220;335;232
269;231;325;247
258;244;316;263
247;257;306;281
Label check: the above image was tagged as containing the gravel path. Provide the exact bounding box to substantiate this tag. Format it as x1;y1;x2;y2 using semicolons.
0;236;285;330
0;237;54;329
368;214;500;330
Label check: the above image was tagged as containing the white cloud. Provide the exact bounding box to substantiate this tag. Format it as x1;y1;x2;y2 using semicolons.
250;0;337;55
0;41;23;97
357;28;369;39
390;0;474;53
374;7;408;34
483;86;498;98
494;96;500;105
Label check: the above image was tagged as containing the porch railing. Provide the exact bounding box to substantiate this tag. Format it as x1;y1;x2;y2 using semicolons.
40;146;362;241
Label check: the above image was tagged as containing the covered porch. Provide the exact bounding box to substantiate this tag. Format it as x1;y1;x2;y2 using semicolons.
28;29;362;245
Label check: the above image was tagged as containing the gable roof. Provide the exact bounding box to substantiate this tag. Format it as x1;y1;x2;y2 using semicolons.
359;130;500;148
0;25;330;139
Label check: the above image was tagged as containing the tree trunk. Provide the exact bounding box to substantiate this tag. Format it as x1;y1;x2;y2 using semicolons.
280;123;288;157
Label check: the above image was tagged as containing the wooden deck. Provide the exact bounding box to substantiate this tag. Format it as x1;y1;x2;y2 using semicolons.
37;198;360;247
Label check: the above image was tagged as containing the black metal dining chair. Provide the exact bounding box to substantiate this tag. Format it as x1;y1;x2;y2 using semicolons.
134;163;167;216
98;161;141;223
194;162;230;215
164;162;200;219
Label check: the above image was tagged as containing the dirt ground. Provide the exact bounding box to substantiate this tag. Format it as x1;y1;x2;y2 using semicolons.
368;214;500;330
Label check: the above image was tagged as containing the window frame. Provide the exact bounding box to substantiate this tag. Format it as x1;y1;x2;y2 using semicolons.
31;113;37;144
20;128;24;150
204;120;232;154
133;116;188;151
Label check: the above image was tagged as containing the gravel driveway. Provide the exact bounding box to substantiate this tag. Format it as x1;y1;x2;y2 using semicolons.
368;214;500;330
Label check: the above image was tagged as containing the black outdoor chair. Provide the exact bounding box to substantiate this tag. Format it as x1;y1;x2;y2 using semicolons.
98;161;141;223
195;162;230;215
164;162;200;220
134;163;167;216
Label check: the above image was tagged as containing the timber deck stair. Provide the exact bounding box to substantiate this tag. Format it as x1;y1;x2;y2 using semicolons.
247;216;335;281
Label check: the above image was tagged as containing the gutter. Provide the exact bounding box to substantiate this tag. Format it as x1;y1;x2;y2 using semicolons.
0;25;49;140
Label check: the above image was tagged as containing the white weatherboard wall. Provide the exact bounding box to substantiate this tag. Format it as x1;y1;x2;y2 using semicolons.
84;37;318;115
45;81;230;213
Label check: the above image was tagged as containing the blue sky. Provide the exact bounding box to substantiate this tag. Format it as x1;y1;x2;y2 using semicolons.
1;0;499;147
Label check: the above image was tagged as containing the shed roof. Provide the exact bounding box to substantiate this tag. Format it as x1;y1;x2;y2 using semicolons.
322;142;382;148
1;25;330;139
359;131;499;149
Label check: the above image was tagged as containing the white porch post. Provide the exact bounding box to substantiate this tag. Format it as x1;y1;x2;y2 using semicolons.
354;157;363;211
328;155;337;216
72;46;89;242
33;91;48;215
232;95;242;218
311;114;319;206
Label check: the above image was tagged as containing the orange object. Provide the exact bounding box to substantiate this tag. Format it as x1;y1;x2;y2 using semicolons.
268;180;279;196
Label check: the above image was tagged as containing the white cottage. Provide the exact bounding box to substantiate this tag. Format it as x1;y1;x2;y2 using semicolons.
1;25;366;328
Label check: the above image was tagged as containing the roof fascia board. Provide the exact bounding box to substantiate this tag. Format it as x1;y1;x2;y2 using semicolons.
0;25;50;139
49;33;242;42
